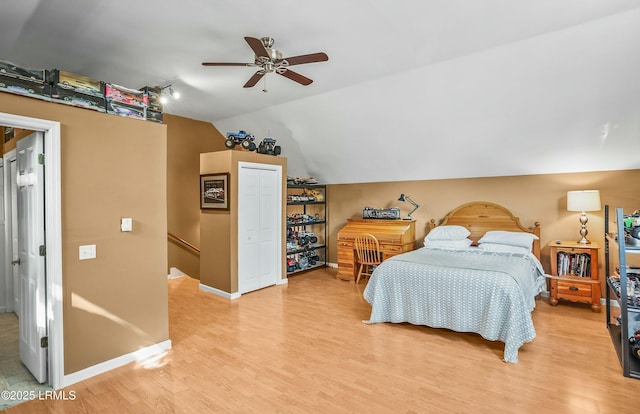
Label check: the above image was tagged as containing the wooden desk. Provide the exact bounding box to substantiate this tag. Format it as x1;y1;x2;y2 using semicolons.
337;219;416;281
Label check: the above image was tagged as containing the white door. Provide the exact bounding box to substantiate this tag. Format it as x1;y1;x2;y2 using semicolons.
238;163;281;294
17;131;47;383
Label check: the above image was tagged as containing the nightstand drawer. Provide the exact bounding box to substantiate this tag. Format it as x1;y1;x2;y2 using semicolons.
557;281;592;297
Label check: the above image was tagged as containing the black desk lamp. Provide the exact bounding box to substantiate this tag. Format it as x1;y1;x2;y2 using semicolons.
398;194;419;220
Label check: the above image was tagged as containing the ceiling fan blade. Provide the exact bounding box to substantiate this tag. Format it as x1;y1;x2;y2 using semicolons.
202;62;251;66
243;71;265;88
278;69;313;86
244;37;269;58
283;52;329;66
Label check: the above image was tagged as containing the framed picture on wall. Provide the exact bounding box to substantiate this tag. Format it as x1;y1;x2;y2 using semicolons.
200;173;229;210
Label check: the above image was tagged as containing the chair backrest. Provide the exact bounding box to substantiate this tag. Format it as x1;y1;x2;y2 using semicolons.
354;233;382;264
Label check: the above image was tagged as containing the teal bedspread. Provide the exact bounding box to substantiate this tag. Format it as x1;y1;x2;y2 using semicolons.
363;247;546;363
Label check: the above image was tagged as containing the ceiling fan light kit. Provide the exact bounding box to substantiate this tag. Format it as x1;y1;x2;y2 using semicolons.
202;36;328;88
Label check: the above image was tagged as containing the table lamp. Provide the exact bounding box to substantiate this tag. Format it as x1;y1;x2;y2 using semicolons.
567;190;601;244
398;194;419;220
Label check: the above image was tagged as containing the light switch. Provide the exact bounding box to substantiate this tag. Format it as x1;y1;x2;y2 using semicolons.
79;244;96;260
121;217;133;232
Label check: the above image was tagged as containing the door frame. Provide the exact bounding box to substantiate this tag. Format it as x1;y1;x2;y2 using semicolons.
3;149;16;315
0;157;5;313
1;112;63;389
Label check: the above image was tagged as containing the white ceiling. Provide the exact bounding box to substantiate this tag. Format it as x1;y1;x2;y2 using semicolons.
2;1;640;183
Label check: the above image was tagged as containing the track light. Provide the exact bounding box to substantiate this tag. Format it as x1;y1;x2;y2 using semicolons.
159;84;179;104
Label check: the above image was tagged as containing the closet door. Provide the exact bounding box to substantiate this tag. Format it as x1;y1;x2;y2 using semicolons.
238;162;281;294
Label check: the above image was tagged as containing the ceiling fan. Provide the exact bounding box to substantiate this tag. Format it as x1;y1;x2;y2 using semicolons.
202;36;329;88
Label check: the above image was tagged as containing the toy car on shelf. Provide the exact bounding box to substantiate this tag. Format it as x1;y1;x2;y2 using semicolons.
287;213;322;225
300;249;321;266
286;258;300;273
225;130;256;151
256;138;281;156
297;230;318;246
624;211;640;243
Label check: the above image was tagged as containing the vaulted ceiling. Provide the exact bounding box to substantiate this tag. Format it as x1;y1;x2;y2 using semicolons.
2;1;640;183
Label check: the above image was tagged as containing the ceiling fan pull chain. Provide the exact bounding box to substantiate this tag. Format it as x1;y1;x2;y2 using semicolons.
262;76;268;93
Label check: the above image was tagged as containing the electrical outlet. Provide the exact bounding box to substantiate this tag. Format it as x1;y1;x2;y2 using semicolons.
79;244;96;260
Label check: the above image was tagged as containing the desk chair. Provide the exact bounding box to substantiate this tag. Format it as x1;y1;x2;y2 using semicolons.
354;233;382;284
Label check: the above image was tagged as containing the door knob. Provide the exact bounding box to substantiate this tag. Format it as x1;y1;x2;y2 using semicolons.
11;258;21;265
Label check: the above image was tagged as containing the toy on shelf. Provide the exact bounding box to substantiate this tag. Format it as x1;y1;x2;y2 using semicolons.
225;130;256;151
256;138;281;156
286;176;319;186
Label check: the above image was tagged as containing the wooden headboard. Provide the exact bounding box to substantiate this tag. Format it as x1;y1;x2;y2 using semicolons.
435;201;541;260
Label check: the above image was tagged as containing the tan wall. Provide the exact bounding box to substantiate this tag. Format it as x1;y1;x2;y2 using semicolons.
165;114;227;278
200;150;287;293
327;169;640;295
0;92;168;374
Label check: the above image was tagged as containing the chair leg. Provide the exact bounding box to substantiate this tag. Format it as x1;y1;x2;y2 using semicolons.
356;263;364;284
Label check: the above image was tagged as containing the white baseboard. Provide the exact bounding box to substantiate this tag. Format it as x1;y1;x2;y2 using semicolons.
326;262;338;268
199;278;286;299
168;267;185;279
199;283;241;300
62;339;172;388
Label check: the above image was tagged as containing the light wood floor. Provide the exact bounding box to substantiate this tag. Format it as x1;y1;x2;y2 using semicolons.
6;268;640;413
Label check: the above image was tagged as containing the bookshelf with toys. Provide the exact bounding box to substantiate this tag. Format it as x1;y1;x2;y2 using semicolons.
286;179;326;275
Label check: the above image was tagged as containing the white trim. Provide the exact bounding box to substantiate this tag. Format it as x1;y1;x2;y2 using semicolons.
0;113;63;390
326;262;338;268
62;339;172;388
3;148;16;315
0;156;6;314
276;277;288;285
168;267;185;279
199;283;241;300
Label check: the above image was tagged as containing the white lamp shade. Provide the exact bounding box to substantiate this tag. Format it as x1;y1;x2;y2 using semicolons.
567;190;601;212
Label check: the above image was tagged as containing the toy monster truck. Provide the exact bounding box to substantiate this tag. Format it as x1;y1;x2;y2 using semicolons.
225;130;256;151
256;138;281;156
287;258;300;273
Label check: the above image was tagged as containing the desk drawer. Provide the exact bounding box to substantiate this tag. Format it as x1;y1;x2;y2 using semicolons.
381;244;403;254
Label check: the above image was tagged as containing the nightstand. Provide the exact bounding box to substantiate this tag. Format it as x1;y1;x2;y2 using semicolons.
548;241;601;312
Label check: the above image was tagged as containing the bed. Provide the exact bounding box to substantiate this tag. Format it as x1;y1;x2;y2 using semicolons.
362;202;546;363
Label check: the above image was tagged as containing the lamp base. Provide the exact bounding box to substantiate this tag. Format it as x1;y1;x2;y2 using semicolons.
577;213;590;244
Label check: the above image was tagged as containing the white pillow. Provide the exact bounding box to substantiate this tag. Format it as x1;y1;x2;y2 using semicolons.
425;225;471;241
478;242;531;254
478;230;539;249
424;238;473;249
